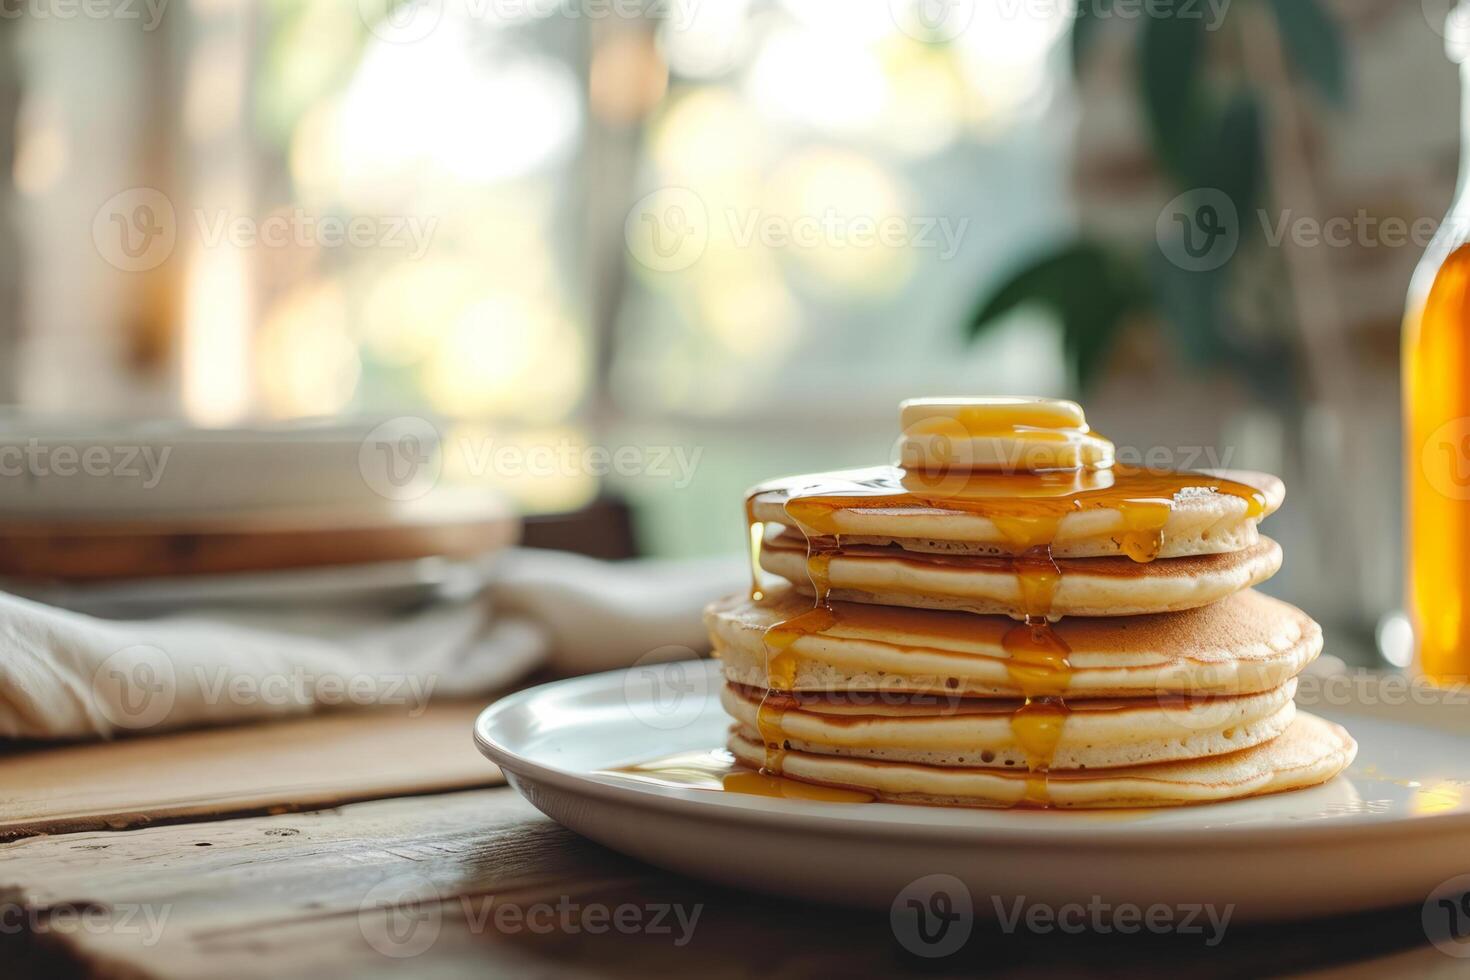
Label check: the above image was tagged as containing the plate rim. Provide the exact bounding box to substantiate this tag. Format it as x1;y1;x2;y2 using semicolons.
475;660;1470;848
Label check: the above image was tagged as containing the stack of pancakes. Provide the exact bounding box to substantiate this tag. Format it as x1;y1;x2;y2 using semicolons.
705;399;1355;808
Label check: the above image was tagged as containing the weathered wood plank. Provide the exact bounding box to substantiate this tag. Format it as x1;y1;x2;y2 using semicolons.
0;702;501;840
0;788;1447;980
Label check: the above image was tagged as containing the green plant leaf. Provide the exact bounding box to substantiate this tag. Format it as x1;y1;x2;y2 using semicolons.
1148;249;1226;368
1202;89;1264;226
1138;1;1210;185
968;241;1150;391
1266;0;1349;106
1217;93;1263;205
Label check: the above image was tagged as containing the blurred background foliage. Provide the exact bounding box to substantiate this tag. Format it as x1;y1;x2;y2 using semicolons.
970;0;1350;401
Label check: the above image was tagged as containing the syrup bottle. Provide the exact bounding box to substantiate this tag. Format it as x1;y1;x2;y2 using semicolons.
1405;6;1470;683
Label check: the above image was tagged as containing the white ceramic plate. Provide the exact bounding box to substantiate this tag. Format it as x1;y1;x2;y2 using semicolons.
476;660;1470;922
0;415;441;519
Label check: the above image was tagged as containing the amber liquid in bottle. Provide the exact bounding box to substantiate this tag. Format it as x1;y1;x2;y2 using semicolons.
1406;240;1470;683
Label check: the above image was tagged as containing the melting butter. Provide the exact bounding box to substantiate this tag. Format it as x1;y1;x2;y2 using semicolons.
897;396;1114;473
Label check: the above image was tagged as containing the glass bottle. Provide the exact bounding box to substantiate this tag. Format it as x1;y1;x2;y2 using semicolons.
1405;6;1470;683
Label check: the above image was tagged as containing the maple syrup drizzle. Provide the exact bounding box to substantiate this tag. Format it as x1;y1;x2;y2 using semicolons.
754;529;844;772
757;607;834;772
739;452;1265;804
765;465;1264;545
744;496;765;601
999;542;1071;804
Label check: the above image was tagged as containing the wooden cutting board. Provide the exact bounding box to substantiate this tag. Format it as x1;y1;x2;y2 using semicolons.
0;700;503;840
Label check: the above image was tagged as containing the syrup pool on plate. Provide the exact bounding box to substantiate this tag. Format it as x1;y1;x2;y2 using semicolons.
602;749;874;804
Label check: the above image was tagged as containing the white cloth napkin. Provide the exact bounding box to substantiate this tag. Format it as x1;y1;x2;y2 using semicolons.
0;549;743;740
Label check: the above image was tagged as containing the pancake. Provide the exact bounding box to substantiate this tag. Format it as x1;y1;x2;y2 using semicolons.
759;536;1283;618
749;466;1283;561
726;711;1356;808
712;399;1340;811
708;587;1320;698
721;680;1298;770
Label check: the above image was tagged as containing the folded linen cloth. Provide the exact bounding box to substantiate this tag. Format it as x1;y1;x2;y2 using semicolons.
0;549;743;739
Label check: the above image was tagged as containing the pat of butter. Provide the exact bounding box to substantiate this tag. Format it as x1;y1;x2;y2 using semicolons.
896;397;1114;473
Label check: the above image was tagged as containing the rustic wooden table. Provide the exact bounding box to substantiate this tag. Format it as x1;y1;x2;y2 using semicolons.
0;700;1460;979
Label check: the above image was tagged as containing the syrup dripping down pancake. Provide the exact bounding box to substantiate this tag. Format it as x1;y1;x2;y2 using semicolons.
708;587;1320;699
748;466;1283;561
721;679;1298;771
758;535;1283;618
726;712;1356;809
